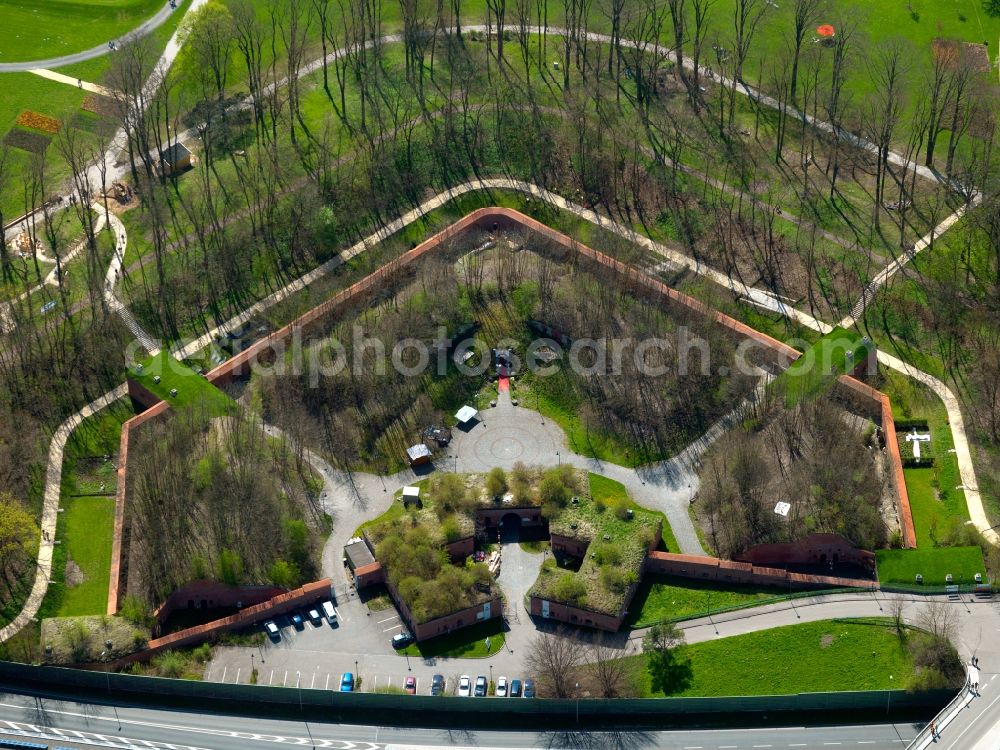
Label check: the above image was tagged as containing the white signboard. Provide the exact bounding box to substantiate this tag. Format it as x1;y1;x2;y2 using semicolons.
774;501;791;517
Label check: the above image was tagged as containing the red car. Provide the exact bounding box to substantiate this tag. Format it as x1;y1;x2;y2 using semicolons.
404;676;417;694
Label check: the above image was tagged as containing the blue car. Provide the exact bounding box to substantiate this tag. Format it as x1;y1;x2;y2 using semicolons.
340;672;354;692
290;612;304;629
522;679;535;698
509;679;522;697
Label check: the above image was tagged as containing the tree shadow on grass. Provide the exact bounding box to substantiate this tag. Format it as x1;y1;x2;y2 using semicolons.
648;649;694;696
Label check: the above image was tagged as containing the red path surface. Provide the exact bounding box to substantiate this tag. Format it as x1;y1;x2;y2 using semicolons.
498;376;510;392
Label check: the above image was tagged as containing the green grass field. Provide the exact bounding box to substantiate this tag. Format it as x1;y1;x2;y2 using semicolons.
876;546;986;587
399;619;505;659
637;619;915;697
55;495;115;617
130;351;234;415
589;473;680;554
776;327;870;406
628;576;796;628
0;0;165;62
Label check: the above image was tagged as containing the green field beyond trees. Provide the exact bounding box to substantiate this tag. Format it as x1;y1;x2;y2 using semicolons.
0;0;165;62
876;547;986;587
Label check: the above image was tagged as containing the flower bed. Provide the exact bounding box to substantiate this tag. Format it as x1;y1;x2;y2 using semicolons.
16;110;61;134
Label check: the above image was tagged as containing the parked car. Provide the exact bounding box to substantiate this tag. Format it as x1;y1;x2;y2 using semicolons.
509;679;522;698
340;673;354;692
290;612;304;629
458;675;472;697
263;620;280;640
307;608;322;625
392;631;414;649
523;679;536;698
474;675;487;697
404;676;417;695
322;600;337;625
495;676;508;697
430;674;445;696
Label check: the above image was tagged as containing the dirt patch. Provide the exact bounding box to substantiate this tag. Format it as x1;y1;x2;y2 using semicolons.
40;615;150;665
820;633;835;648
64;556;85;588
931;38;991;73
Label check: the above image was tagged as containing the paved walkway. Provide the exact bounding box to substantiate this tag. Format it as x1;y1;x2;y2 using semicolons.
0;2;180;73
28;68;115;97
0;384;127;644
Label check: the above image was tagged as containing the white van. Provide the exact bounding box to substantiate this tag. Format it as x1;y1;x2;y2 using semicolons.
321;600;337;625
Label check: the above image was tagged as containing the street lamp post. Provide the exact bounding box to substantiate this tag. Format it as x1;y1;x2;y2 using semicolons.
556;451;561;466
575;682;580;723
886;675;893;714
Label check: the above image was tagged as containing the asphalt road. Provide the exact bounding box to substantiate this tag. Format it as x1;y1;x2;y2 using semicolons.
0;689;924;750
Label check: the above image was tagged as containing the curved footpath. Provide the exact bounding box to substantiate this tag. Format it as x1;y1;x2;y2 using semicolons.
0;1;180;73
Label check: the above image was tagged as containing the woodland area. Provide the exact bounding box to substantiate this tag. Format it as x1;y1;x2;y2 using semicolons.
125;404;324;605
692;395;889;556
257;238;758;471
0;0;999;624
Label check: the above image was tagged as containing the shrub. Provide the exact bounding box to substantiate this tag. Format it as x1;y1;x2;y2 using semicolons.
441;515;462;542
268;559;300;588
600;565;629;592
983;0;1000;18
485;467;508;498
592;544;621;566
153;651;186;678
217;548;244;584
191;643;213;663
552;574;587;604
612;497;631;520
539;471;569;508
120;595;154;628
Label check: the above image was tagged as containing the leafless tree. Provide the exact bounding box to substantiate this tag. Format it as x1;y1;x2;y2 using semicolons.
585;634;638;697
527;628;584;697
788;0;824;105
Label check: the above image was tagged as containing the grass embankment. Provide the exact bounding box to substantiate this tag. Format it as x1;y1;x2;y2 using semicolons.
637;619;915;697
130;351;234;415
629;577;793;628
530;474;669;616
876;547;985;587
775;327;870;407
881;371;971;547
399;619;506;659
56;497;115;617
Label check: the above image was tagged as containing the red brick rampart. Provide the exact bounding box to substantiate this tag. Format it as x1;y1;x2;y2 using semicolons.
109;206;913;623
644;551;873;590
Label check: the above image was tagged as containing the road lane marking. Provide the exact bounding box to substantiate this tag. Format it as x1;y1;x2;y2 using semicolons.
310;672;316;689
268;669;274;685
334;606;344;623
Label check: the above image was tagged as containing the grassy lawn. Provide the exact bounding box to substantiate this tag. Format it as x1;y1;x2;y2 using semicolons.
775;327;870;406
881;371;971;546
628;576;795;628
637;619;915;697
55;496;115;617
0;0;165;62
589;473;680;553
399;619;505;659
130;351;234;415
904;467;971;548
876;547;986;587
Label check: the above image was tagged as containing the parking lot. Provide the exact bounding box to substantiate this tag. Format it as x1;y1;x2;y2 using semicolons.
204;545;545;695
205;580;535;696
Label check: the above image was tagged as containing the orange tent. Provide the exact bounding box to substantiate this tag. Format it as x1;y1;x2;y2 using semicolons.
816;24;835;37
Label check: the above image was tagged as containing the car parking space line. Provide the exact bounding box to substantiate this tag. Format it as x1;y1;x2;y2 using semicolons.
282;670;288;687
310;673;316;689
377;615;398;624
384;624;402;632
372;676;378;690
268;670;274;685
221;667;227;683
325;674;330;690
235;668;241;684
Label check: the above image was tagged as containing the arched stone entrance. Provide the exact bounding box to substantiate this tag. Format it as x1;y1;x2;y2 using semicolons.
498;512;523;543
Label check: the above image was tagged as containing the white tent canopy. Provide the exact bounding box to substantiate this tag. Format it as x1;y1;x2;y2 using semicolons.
455;405;479;423
402;485;421;499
